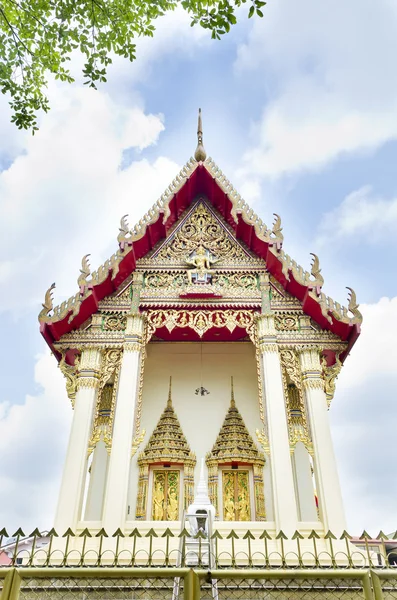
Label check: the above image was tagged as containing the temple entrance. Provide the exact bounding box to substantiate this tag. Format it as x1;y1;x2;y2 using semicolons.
222;470;251;521
152;470;180;521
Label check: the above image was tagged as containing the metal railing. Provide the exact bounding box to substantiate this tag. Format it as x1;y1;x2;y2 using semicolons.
1;527;397;569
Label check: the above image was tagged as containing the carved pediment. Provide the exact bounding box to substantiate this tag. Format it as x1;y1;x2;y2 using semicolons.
138;200;263;269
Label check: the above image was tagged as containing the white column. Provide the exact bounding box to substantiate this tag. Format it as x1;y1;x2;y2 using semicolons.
102;314;144;534
299;348;346;535
54;348;102;534
257;315;298;535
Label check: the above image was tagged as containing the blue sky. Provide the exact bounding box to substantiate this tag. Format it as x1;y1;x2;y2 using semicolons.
0;0;396;534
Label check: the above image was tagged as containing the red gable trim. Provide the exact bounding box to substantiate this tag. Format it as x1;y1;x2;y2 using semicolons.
41;164;359;362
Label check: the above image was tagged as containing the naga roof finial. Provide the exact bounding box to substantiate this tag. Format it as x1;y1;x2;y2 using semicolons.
230;376;236;408
167;376;173;408
194;108;206;162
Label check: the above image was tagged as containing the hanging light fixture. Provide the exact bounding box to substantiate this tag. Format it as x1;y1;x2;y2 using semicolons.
195;342;210;396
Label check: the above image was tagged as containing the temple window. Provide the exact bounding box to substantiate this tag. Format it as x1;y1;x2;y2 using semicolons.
206;380;266;521
135;379;196;520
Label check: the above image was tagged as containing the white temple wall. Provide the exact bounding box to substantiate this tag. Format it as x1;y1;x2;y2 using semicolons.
127;341;264;519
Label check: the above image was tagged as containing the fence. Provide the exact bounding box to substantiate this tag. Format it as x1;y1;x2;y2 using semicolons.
1;527;397;569
1;568;397;600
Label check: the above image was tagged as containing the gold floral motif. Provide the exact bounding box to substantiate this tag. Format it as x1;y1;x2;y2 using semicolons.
145;308;257;342
88;349;122;455
59;353;79;407
133;344;147;441
256;429;270;454
150;201;261;267
322;354;342;407
275;314;299;331
103;314;127;331
77;376;99;389
131;429;146;458
302;377;325;391
279;349;313;454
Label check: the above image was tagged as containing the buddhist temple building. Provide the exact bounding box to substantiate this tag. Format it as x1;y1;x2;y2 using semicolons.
38;110;362;561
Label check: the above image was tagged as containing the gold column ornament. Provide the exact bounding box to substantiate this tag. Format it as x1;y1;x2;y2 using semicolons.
322;353;342;407
131;328;147;457
77;347;102;390
87;348;122;455
59;353;79;407
298;346;324;391
279;349;313;455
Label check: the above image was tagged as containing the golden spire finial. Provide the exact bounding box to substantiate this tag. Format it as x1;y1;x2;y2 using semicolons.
230;376;236;408
194;108;206;162
167;376;172;408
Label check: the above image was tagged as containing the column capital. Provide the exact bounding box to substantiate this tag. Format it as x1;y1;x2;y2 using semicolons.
256;313;278;353
124;313;145;352
298;346;324;391
77;347;102;390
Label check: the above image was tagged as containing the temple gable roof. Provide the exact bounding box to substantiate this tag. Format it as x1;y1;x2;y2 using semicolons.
39;127;362;362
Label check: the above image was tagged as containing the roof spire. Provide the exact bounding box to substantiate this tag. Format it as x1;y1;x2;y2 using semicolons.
167;376;172;408
194;108;206;162
230;376;235;408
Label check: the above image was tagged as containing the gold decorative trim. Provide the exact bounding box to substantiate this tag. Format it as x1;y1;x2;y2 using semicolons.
87;349;122;455
258;343;278;353
133;340;147;440
59;353;79;407
124;342;143;352
131;429;146;458
302;377;325;391
279;349;313;455
77;376;100;390
145;308;257;343
322;354;342;407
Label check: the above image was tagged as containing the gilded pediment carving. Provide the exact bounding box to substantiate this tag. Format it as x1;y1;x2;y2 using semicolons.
138;200;263;268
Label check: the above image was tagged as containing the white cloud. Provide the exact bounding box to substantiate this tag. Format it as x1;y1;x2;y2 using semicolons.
235;0;397;177
0;353;72;532
0;84;180;314
330;296;397;534
316;186;397;246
